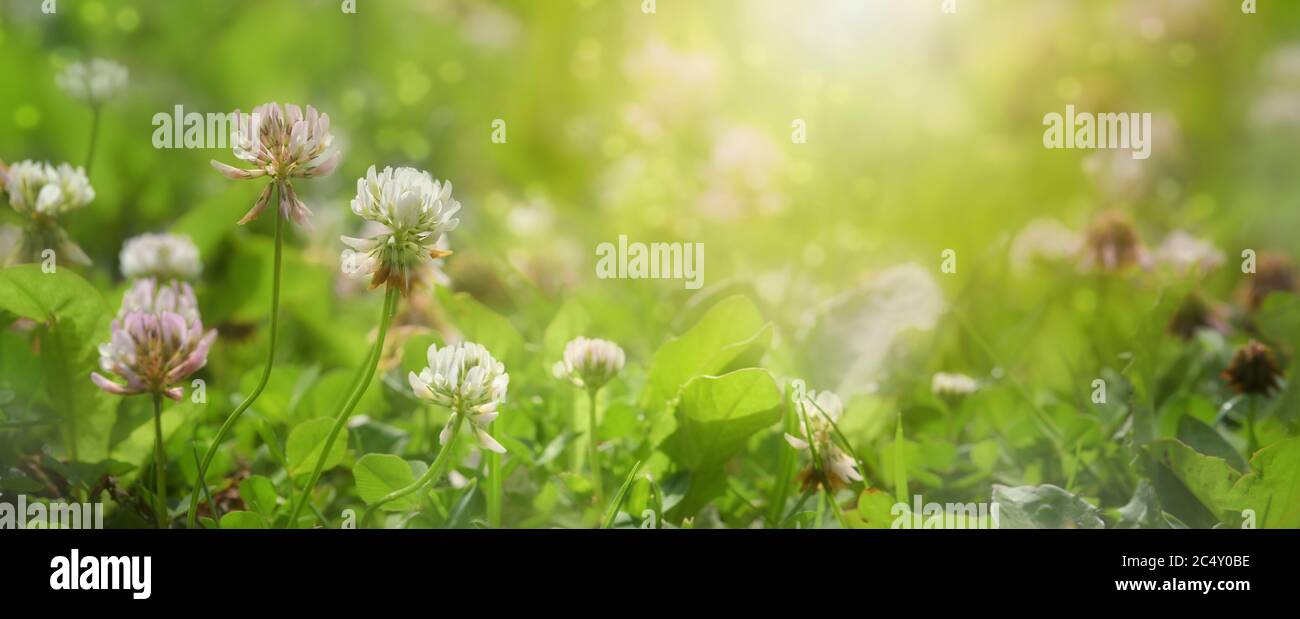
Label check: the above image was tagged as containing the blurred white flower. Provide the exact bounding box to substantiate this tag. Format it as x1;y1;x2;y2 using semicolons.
1154;230;1223;275
931;372;979;397
553;337;625;392
1009;218;1083;271
120;232;202;281
408;341;509;454
91;279;216;400
5;160;95;217
699;124;786;219
1251;44;1300;132
210;103;340;226
340;165;460;292
56;58;128;105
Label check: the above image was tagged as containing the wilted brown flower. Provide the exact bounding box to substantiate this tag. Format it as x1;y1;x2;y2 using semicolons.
1242;252;1298;311
1167;292;1228;341
1221;339;1284;397
1080;210;1149;272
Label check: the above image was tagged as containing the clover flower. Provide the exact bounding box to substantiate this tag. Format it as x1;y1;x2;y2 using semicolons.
931;372;979;398
55;58;128;105
408;341;509;454
1009;218;1083;271
340;165;460;292
1222;339;1285;397
1166;292;1228;341
785;389;862;488
553;337;625;392
1079;210;1150;272
119;232;202;281
1154;230;1223;276
3;160;94;265
91;279;217;401
1242;252;1298;311
210;103;340;226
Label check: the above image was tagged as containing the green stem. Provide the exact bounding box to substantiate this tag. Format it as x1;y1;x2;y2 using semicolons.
587;388;603;507
288;285;400;528
362;413;464;526
1246;395;1259;455
486;426;502;528
185;199;284;528
152;391;167;529
84;105;101;176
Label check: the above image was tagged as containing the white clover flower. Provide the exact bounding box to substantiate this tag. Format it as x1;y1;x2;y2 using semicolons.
3;160;94;265
1009;218;1082;272
210;103;340;226
340;165;460;292
56;58;128;105
408;341;509;454
119;232;202;281
5;160;95;217
91;279;216;400
553;337;625;392
785;389;862;487
1154;230;1223;276
931;372;979;398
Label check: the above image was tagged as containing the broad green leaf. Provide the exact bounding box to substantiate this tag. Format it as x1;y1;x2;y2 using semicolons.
641;295;772;440
1176;416;1246;472
353;453;429;511
992;484;1105;529
0;266;116;461
543;298;592;359
239;475;278;517
662;368;782;470
854;487;899;529
218;510;266;529
435;288;525;367
285;417;348;477
1226;436;1300;528
1145;439;1239;524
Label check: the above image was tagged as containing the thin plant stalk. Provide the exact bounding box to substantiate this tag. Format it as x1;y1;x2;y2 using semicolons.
151;391;167;529
288;285;400;528
84;105;102;176
587;388;603;507
1246;395;1259;455
486;425;502;528
186;199;284;528
362;413;465;526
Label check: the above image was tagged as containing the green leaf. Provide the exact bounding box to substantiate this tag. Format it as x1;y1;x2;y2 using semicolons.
1114;480;1173;529
435;289;525;367
1226;436;1300;528
854;488;899;529
1175;416;1246;472
1145;439;1239;524
992;484;1105;529
0;266;116;461
285;417;348;478
662;368;783;470
641;295;772;425
353;453;429;511
218;510;266;529
238;475;278;517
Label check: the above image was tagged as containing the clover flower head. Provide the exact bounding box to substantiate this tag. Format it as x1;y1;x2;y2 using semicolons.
340;165;461;292
1079;210;1150;273
931;372;979;398
91;279;216;400
1154;230;1223;276
56;58;128;105
553;337;625;392
1243;252;1298;311
1222;339;1285;397
210;102;340;226
408;341;509;454
5;160;95;218
786;387;862;489
119;232;202;281
1167;292;1228;341
1009;218;1082;271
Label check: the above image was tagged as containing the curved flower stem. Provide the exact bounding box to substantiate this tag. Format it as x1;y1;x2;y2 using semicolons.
1246;395;1259;455
84;105;102;176
288;285;400;528
151;392;168;529
362;412;464;527
185;199;284;529
587;388;603;508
